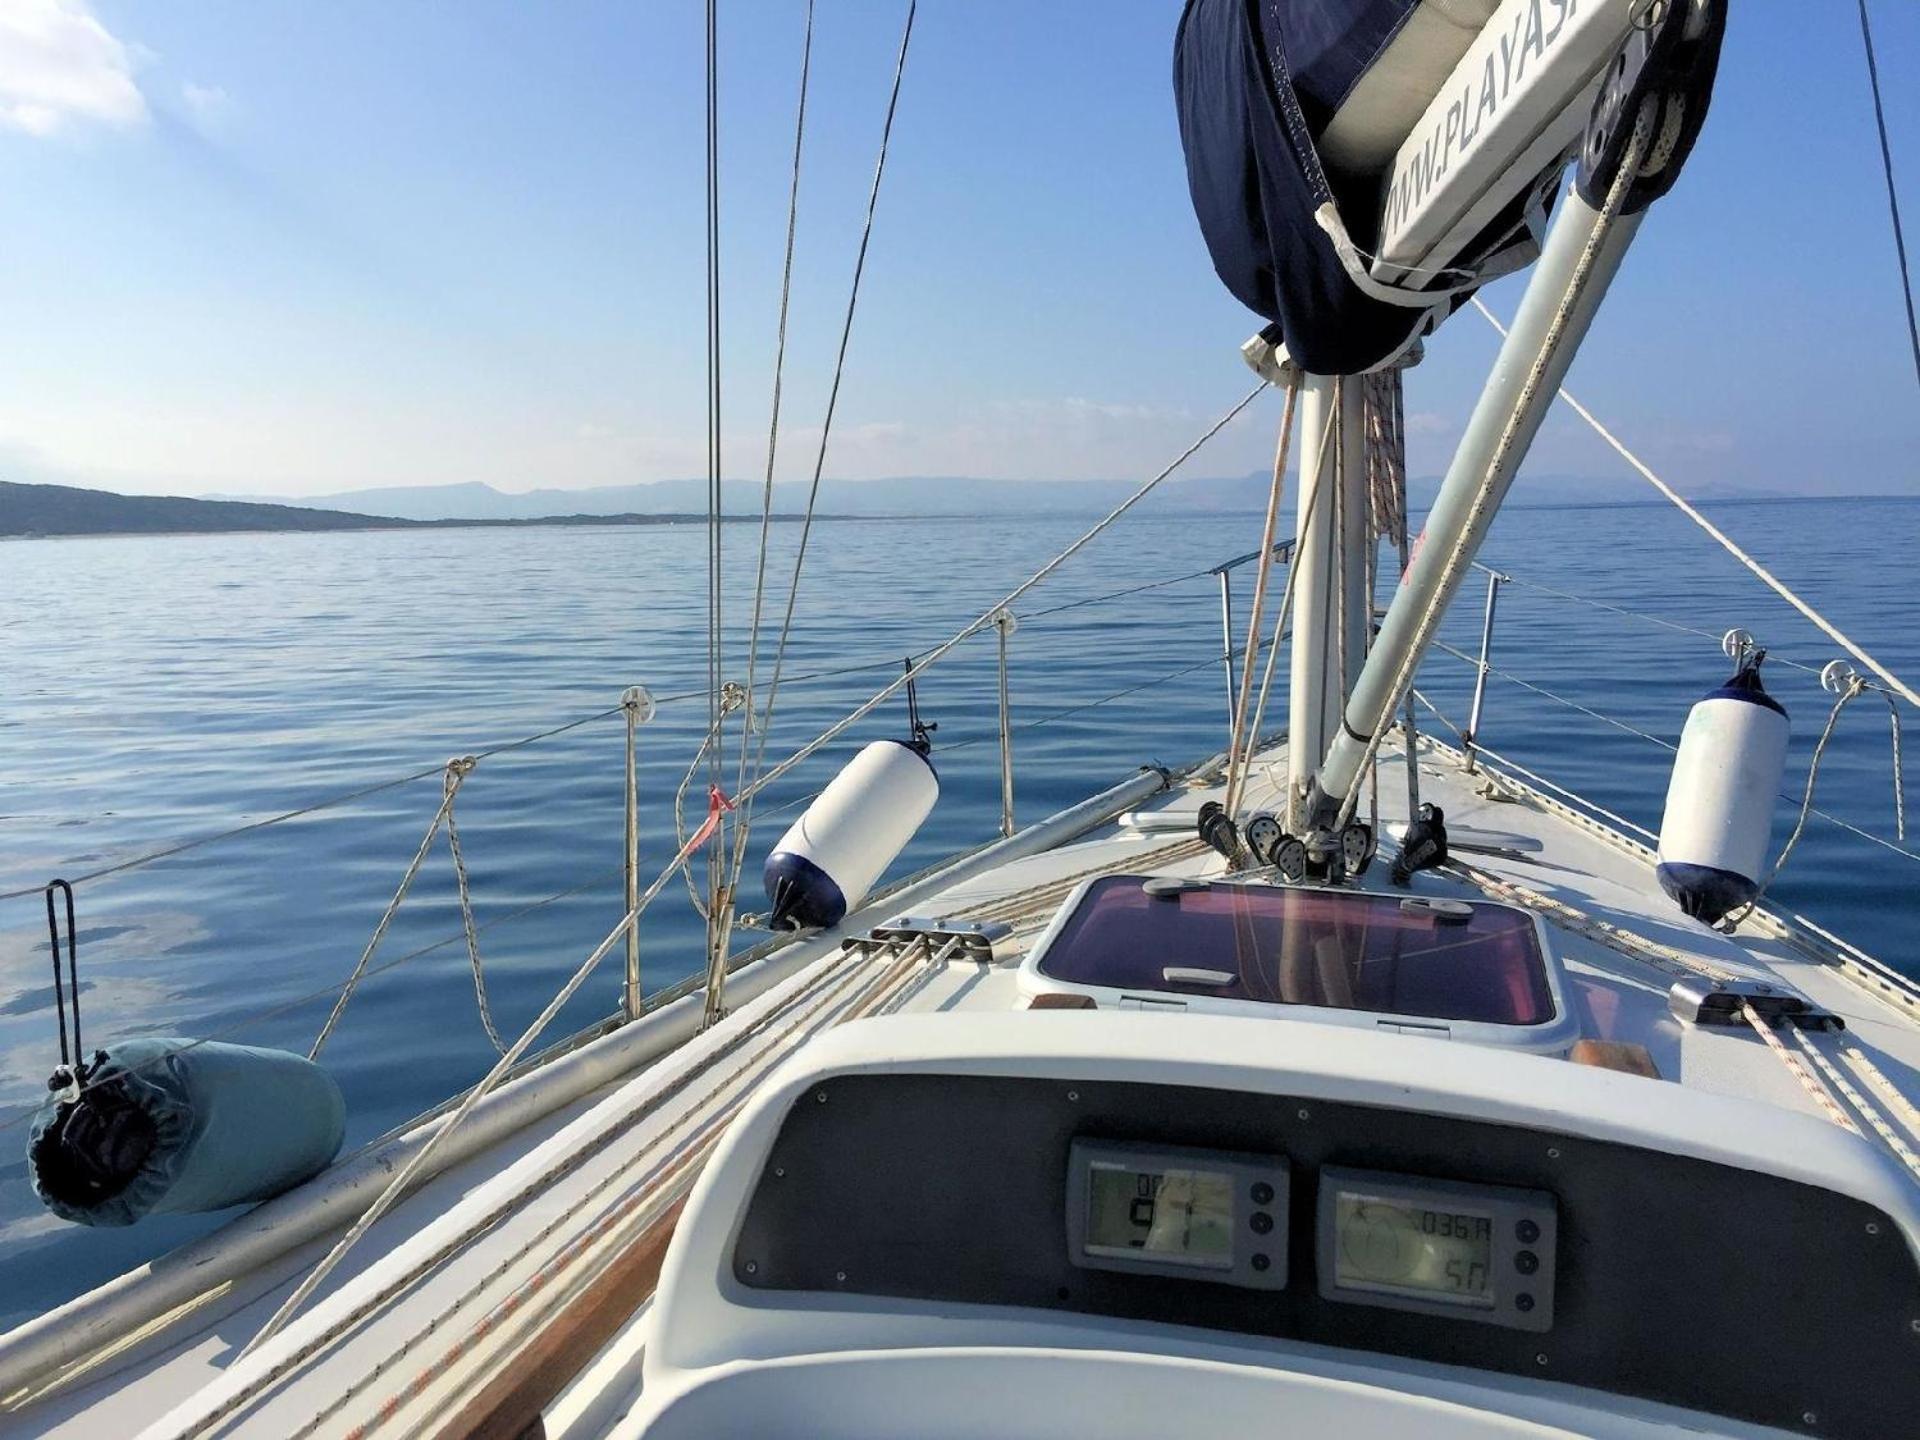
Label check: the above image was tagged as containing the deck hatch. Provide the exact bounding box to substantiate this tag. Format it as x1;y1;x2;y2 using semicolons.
1030;877;1554;1027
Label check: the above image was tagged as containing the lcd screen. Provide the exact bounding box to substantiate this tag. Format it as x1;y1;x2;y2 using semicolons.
1084;1162;1233;1268
1333;1192;1494;1305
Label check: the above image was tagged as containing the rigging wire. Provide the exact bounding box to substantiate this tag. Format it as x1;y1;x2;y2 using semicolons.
1225;375;1299;787
1471;296;1920;711
726;0;919;901
734;381;1270;811
1419;651;1920;864
1332;114;1653;833
735;0;816;806
703;0;727;952
1855;0;1920;394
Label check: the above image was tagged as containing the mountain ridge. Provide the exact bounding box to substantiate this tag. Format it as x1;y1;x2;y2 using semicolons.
203;470;1807;522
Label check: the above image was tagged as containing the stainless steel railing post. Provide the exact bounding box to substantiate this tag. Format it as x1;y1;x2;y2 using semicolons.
1462;568;1508;773
620;685;657;1019
1215;566;1235;740
994;609;1018;837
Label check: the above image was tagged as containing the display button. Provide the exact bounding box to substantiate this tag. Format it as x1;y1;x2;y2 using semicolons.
1251;1253;1271;1272
1251;1181;1275;1206
1515;1219;1540;1244
1515;1250;1539;1275
1250;1211;1274;1235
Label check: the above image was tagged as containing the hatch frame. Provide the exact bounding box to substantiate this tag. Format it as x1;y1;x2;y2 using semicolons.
1015;875;1580;1055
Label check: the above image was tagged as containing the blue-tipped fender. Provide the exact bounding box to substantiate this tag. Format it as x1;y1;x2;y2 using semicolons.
764;739;939;931
1656;661;1789;924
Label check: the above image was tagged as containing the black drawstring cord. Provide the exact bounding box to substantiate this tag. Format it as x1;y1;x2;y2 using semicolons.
44;879;82;1087
903;657;936;754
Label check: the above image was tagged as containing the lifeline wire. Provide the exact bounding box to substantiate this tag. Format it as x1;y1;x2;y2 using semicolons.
0;705;624;904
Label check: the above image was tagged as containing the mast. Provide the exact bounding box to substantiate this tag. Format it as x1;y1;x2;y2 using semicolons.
1285;375;1370;832
1303;2;1728;839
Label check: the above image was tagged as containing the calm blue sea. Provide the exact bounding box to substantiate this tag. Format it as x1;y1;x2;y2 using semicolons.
1;496;1916;1323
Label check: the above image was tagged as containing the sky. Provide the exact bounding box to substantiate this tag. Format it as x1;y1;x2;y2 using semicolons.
0;0;1916;500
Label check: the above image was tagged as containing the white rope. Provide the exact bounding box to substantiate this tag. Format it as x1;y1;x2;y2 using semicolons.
242;806;718;1360
1789;1023;1920;1182
1334;118;1652;832
441;759;506;1054
1842;1045;1920;1143
1741;1002;1860;1135
1725;676;1868;928
1882;689;1906;841
1471;295;1920;711
309;758;476;1061
1225;376;1299;793
1231;396;1342;819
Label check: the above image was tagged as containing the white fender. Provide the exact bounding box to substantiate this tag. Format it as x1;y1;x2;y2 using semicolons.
764;740;939;930
1656;669;1789;924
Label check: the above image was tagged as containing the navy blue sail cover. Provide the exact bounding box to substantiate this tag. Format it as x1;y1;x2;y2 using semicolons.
1175;0;1480;374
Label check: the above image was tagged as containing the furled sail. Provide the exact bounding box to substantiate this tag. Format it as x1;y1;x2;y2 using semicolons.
1173;0;1629;375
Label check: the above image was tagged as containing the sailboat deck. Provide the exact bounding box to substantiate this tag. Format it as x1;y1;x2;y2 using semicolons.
13;733;1920;1440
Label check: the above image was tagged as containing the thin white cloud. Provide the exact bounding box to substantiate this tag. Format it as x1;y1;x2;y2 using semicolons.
180;79;232;129
0;0;146;136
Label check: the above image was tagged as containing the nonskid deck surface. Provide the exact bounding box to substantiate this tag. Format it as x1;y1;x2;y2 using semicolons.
10;735;1918;1439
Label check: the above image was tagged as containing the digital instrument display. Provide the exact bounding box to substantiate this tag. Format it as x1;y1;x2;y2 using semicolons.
1316;1166;1557;1331
1066;1140;1288;1290
1085;1161;1233;1267
1332;1192;1493;1305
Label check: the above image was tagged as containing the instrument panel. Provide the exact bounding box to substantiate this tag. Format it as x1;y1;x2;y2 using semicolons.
731;1072;1917;1440
1066;1140;1289;1290
1317;1166;1555;1331
1062;1144;1552;1327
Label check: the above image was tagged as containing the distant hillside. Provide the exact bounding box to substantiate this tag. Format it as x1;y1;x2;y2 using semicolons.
206;469;1805;522
0;480;405;538
0;479;847;540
